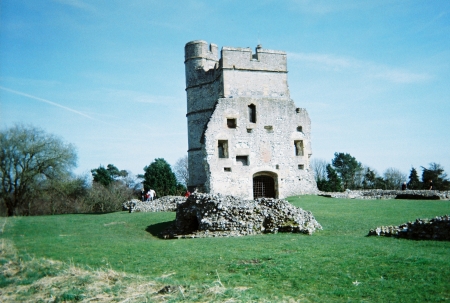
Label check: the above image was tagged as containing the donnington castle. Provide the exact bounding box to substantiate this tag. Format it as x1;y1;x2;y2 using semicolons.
185;40;317;199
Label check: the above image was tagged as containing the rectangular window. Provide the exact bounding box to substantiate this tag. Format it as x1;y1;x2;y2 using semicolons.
297;126;303;132
224;167;231;172
294;140;304;156
227;119;236;128
218;140;228;158
236;155;249;166
298;164;304;170
248;104;256;123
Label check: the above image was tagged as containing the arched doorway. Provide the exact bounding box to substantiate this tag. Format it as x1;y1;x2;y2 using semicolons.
253;174;276;199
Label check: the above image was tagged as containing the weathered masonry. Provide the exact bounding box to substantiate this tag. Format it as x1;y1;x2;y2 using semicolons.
185;40;317;199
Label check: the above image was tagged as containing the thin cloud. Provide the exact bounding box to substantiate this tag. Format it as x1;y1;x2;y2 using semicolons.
287;0;389;14
51;0;95;11
289;52;432;84
138;122;186;135
101;88;182;105
289;52;353;70
372;69;431;84
416;11;448;32
0;86;95;120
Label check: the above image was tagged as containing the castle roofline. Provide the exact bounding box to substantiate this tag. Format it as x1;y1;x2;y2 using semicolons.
185;40;218;47
222;46;286;55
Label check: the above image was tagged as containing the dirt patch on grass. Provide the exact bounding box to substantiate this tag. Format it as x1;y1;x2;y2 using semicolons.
238;259;262;265
0;239;174;302
0;239;260;302
103;221;127;226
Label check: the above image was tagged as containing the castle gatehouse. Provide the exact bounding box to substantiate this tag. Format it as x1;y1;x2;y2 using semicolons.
184;40;317;199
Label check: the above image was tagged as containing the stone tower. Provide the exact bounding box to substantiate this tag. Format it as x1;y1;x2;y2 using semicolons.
185;40;317;199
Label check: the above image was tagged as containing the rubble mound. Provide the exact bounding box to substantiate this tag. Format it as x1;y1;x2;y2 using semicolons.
368;215;450;240
123;196;187;212
160;193;322;239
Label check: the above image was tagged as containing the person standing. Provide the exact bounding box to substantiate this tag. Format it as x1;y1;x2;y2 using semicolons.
429;180;434;190
149;189;156;201
141;188;146;202
401;182;407;190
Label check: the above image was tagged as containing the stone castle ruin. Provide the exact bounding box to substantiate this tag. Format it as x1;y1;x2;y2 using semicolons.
185;40;317;199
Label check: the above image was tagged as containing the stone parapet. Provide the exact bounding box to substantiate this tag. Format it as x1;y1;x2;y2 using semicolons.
221;46;287;72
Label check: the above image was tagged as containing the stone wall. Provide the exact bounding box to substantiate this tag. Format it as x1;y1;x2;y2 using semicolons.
160;193;322;239
319;189;450;200
203;96;317;198
368;215;450;240
123;196;187;213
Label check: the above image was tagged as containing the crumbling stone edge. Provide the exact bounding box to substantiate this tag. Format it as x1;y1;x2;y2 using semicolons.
368;215;450;241
319;189;450;200
122;196;185;212
156;193;322;239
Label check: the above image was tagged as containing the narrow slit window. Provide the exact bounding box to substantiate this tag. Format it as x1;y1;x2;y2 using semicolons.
218;140;229;158
236;155;249;166
248;104;256;123
294;140;304;156
227;119;236;128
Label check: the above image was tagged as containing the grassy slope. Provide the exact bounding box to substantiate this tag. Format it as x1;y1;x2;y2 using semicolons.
2;196;450;302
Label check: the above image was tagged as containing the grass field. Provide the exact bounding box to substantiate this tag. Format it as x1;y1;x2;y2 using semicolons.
1;195;450;302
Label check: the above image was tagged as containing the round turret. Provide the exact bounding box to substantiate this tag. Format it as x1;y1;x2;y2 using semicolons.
184;40;219;89
185;40;218;62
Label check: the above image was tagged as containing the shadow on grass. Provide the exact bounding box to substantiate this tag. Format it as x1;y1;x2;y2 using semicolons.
145;221;174;237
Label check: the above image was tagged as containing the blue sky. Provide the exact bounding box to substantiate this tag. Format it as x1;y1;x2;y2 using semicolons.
1;0;449;179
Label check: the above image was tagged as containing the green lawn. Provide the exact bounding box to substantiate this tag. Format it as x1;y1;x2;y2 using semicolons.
2;196;450;302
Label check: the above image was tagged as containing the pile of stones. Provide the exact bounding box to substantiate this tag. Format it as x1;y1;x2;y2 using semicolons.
368;215;450;240
122;196;187;213
320;189;450;200
160;193;322;239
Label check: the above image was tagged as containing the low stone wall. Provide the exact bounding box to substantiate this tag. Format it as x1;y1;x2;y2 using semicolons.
122;196;187;212
368;215;450;240
160;193;322;239
319;189;450;200
123;190;450;213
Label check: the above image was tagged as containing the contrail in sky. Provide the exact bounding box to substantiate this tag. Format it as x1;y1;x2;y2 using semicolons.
0;86;95;120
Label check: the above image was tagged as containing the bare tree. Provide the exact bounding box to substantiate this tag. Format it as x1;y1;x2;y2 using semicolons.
383;167;407;190
122;170;143;191
0;124;77;216
174;155;189;186
310;158;328;182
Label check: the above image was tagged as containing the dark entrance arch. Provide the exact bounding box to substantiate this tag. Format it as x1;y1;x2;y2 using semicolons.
253;175;276;199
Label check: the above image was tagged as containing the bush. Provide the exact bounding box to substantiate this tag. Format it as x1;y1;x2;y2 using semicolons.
81;182;134;213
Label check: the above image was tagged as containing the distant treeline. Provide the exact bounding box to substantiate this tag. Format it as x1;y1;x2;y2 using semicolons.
311;153;450;192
